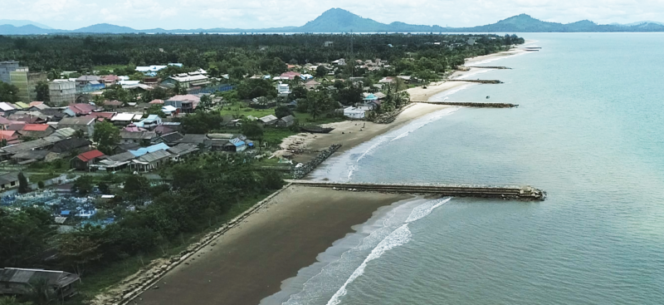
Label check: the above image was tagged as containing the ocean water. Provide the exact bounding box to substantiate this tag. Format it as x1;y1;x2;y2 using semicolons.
268;33;664;304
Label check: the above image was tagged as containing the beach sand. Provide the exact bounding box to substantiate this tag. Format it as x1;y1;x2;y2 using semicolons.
136;186;413;305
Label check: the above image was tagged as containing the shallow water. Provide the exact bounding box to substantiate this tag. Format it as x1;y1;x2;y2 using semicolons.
269;33;664;305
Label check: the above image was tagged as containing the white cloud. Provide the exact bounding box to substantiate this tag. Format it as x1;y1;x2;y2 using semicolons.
1;0;664;29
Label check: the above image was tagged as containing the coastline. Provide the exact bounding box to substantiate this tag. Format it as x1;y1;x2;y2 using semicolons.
280;46;528;165
134;186;414;305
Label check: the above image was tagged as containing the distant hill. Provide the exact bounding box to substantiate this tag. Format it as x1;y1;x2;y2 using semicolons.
2;9;664;35
0;19;53;29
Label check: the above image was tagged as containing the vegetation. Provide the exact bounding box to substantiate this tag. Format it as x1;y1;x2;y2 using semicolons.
92;121;120;155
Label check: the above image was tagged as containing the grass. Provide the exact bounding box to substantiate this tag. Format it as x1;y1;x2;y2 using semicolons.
93;64;128;72
26;172;60;183
66;191;275;304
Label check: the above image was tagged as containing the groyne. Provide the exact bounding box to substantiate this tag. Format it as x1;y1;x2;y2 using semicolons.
413;101;518;108
448;79;503;84
291;144;341;179
466;66;511;69
288;181;546;201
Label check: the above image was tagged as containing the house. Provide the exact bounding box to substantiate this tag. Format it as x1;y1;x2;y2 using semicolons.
277;115;295;128
94;151;135;171
161;105;178;115
64;103;95;117
38;108;65;122
90;112;116;122
167;143;199;161
332;58;346;66
50;138;90;154
0;102;16;114
160;132;184;146
343;106;370;119
17;124;56;139
304;80;320;90
131;150;171;172
154;125;176;135
0;172;21;191
161;73;210;89
0;268;80;298
120;131;159;145
362;93;382;110
258;115;278;127
28;101;49;111
136;65;167;77
276;71;301;80
134;115;162;129
103;100;123;109
277;83;291;96
164;95;200;113
8;111;48;124
72;150;106;170
75;75;101;86
101;75;119;85
111;113;140;126
224;138;247;152
378;77;395;84
128;143;170;157
179;134;209;146
0;130;20;145
149;99;164;105
11;150;50;164
57;116;96;137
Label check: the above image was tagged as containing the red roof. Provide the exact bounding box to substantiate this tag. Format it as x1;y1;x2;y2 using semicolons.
91;112;116;119
149;99;164;104
280;71;302;80
29;101;44;107
23;124;50;131
77;150;105;162
68;103;95;115
0;130;17;140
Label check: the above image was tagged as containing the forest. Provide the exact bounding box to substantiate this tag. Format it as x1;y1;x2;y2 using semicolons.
0;33;524;80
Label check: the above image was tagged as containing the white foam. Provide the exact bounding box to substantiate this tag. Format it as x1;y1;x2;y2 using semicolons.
326;225;412;305
406;198;451;223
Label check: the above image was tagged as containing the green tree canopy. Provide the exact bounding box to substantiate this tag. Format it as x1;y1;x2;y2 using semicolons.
92;121;120;154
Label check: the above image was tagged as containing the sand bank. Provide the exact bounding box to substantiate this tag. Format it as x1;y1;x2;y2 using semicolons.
135;185;413;305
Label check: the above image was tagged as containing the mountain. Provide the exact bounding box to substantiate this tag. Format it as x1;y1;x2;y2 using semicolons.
72;23;140;34
0;19;53;29
3;9;664;35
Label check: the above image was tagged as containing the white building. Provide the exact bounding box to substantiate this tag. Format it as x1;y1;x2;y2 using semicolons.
49;80;76;105
277;83;291;96
343;106;370;119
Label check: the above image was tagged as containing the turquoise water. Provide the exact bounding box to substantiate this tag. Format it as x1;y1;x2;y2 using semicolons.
269;33;664;304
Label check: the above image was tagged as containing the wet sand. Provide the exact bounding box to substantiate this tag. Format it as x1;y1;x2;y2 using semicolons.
136;186;412;305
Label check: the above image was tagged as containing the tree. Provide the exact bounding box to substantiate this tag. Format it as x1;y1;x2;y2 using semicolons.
306;90;333;121
0;82;20;103
0;296;31;305
92;121;120;155
180;111;223;134
0;208;55;267
199;95;212;111
315;65;328;77
123;175;150;200
27;278;55;305
18;172;30;194
57;233;102;277
35;81;50;102
241;121;264;149
72;175;94;195
274;105;292;119
288;86;307;100
146;104;166;118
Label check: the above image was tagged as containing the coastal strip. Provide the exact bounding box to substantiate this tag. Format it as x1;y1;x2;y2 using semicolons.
414;101;518;108
132;186;414;305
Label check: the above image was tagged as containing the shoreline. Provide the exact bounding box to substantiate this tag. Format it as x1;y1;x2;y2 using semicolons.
281;46;528;165
134;186;414;305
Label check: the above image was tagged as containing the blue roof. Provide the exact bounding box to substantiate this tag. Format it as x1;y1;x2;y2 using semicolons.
364;94;378;100
61;210;70;216
129;143;170;157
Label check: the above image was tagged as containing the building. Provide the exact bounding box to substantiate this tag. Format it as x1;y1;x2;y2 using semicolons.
57;116;96;137
72;150;106;170
164;95;200;113
161;72;210;89
277;83;291;96
131;150;171;172
167;143;199;161
277;115;296;128
343;106;369;119
9;68;47;102
258;115;278;126
0;61;19;84
0;172;21;191
136;65;167;77
0;268;80;298
17;124;56;139
64;103;95;117
120;131;159;145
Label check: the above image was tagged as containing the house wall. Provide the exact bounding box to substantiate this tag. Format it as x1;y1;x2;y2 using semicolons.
0;61;19;84
49;81;77;105
9;69;29;102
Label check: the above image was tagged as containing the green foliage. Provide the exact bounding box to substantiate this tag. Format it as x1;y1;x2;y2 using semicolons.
35;81;49;102
18;172;30;194
146;104;166;118
122;175;150;200
37;181;45;189
0;296;31;305
305;90;335;121
0;207;55;267
241;121;264;147
180;111;223;134
274;105;292;119
236;79;278;99
315;65;328;77
101;85;136;105
288;86;307;100
0;82;20;103
92;121;120;154
72;175;95;195
198;95;212;111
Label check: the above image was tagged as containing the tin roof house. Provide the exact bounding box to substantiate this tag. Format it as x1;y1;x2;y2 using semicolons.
0;268;81;298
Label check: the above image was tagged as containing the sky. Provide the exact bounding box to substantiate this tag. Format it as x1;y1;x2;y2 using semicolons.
1;0;664;30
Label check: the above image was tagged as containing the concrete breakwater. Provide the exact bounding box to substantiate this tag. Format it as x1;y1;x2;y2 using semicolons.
448;79;503;84
291;144;342;179
289;181;547;201
414;101;518;108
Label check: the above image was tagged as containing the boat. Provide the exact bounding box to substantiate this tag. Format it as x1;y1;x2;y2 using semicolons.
300;125;334;134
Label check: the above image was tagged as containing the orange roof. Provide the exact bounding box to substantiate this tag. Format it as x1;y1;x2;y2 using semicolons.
0;130;17;140
29;101;44;107
77;150;105;162
23;124;50;131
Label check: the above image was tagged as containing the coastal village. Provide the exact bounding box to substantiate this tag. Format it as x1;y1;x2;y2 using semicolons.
0;33;526;304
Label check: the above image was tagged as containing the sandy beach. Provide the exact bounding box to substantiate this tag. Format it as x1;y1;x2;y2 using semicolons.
135;186;413;305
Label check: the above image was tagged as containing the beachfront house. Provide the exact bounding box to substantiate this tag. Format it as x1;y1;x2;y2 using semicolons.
343;106;370;119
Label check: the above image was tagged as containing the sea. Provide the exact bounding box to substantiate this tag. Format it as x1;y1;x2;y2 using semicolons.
262;33;664;305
